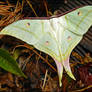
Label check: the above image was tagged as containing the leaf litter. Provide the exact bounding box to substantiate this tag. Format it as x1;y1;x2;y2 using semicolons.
0;0;92;91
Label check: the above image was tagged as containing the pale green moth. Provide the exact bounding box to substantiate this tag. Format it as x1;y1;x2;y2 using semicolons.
0;6;92;86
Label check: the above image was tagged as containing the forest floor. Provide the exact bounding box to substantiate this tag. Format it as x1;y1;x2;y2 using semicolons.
0;0;92;92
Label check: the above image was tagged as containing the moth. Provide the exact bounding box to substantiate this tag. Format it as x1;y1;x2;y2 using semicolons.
0;6;92;86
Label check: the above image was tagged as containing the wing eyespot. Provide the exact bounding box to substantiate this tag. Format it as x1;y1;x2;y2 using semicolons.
26;23;30;27
67;36;72;41
78;11;82;16
45;41;49;46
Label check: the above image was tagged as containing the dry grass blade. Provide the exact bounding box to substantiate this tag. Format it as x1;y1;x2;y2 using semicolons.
14;0;21;13
0;5;14;16
26;0;38;17
0;2;6;4
21;0;25;13
12;44;57;72
0;1;23;28
71;85;92;92
43;0;49;16
42;69;48;90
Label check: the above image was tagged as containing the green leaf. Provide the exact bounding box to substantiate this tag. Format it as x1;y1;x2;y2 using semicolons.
0;48;27;78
